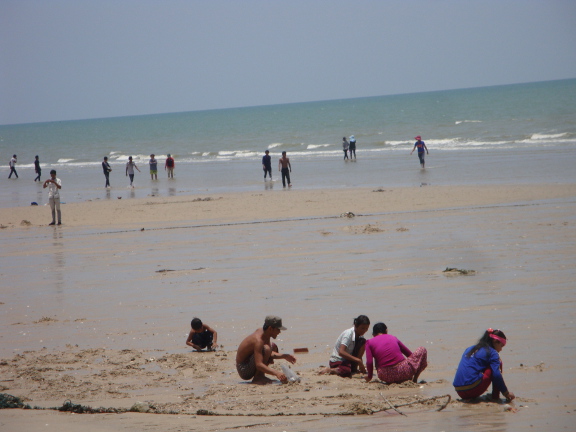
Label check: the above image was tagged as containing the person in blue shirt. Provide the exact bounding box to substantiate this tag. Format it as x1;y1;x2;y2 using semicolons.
453;328;516;402
410;135;429;168
262;150;272;180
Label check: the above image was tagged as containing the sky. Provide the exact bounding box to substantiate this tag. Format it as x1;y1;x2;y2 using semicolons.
1;0;575;125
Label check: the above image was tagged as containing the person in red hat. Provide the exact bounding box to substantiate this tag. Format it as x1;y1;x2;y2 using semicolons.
410;135;429;168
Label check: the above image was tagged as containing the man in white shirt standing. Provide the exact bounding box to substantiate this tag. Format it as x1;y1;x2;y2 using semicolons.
43;170;62;225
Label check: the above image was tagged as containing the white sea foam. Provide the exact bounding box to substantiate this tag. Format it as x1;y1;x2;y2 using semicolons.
530;133;567;140
57;158;75;163
307;144;331;149
455;120;482;125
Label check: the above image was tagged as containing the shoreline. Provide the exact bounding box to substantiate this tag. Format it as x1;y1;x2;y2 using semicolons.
2;183;576;230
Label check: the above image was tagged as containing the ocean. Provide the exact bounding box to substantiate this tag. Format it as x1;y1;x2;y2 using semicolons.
1;78;575;208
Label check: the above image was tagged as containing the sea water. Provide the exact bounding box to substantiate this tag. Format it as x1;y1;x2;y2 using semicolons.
1;78;575;208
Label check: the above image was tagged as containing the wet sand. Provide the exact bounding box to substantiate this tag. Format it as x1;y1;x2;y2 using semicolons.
1;184;575;431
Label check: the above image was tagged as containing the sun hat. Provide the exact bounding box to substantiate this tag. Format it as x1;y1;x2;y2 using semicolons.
415;136;421;140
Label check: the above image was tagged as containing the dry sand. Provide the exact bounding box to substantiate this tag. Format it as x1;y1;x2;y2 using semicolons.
1;184;575;431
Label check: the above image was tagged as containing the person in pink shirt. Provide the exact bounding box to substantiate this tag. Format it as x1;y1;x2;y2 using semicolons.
365;322;427;384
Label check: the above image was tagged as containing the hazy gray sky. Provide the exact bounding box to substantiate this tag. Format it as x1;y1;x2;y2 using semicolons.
1;0;575;125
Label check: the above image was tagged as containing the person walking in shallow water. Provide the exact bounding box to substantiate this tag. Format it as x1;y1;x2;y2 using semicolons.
410;135;429;169
125;156;140;187
165;154;175;178
34;155;41;182
342;137;349;160
262;150;272;180
348;135;356;159
8;155;18;179
278;151;292;188
102;156;112;188
149;154;158;180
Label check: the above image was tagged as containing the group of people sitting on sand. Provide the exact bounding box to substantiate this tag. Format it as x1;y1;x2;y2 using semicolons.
185;314;515;402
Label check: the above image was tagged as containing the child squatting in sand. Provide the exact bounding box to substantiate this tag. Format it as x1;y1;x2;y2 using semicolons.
186;318;218;351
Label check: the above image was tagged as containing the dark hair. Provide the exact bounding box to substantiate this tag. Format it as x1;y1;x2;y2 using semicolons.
50;169;56;175
353;315;370;327
372;322;388;336
467;329;507;357
191;318;203;330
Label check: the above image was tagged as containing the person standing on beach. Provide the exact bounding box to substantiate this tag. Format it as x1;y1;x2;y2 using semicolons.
8;155;18;179
236;316;296;384
125;156;140;188
34;155;41;182
342;137;349;160
165;154;175;178
43;169;62;225
102;156;112;188
410;135;429;169
262;150;272;180
278;151;292;188
349;135;356;159
149;154;158;180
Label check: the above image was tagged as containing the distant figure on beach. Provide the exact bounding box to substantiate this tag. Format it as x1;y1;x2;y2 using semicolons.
453;328;515;402
236;315;296;384
102;156;112;188
34;155;41;182
43;169;62;225
165;154;175;178
342;137;349;160
278;151;292;188
186;317;218;351
262;150;272;180
410;135;429;169
319;315;370;377
364;322;427;384
349;135;356;159
125;156;140;188
149;154;158;180
8;155;18;179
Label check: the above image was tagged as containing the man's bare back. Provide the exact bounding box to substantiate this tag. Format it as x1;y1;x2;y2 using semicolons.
236;316;296;385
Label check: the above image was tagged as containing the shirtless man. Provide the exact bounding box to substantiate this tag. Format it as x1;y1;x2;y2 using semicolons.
278;151;292;188
236;316;296;384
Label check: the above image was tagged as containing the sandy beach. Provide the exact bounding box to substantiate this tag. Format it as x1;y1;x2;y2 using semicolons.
1;184;575;431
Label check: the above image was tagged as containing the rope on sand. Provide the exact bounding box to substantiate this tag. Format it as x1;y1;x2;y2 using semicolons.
0;392;451;416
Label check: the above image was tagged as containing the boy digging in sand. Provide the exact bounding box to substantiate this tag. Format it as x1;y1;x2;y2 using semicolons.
186;318;218;351
236;315;296;384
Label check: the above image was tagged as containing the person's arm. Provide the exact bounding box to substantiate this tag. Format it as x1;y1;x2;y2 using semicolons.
278;160;282;171
271;350;296;364
185;330;202;350
410;144;415;155
288;160;292;172
43;179;50;188
338;344;366;373
55;179;62;189
424;143;429;154
126;164;128;176
253;340;287;382
488;349;512;399
397;338;412;358
365;343;374;382
203;324;219;348
135;164;140;172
